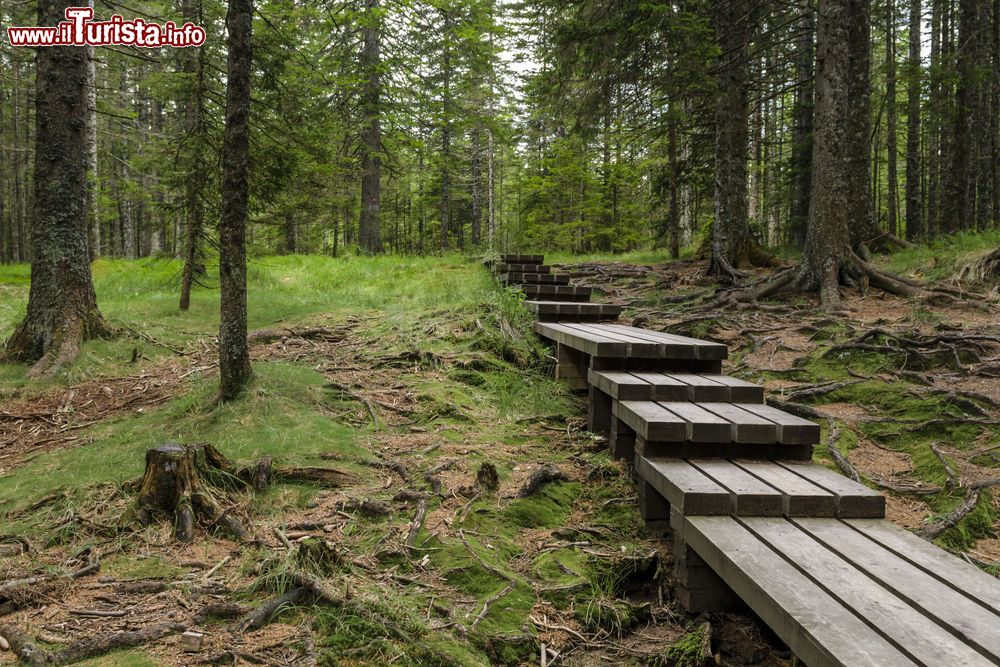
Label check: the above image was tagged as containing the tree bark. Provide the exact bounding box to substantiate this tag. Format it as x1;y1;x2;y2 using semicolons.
440;8;454;252
471;127;482;246
905;0;923;239
358;0;382;254
85;0;100;261
179;0;206;311
790;0;815;249
5;0;109;376
943;0;986;232
846;0;881;250
886;0;899;238
218;0;253;401
709;0;759;279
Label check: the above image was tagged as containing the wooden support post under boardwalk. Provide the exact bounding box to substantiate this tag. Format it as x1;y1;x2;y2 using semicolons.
671;508;738;612
587;384;613;433
555;343;589;390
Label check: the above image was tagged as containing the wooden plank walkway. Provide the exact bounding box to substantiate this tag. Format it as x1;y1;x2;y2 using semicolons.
492;253;998;666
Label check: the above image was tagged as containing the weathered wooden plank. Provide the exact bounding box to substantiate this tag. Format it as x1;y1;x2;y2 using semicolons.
685;515;918;667
501;254;544;263
519;284;594;302
620;372;694;400
636;457;730;515
744;518;996;667
688;460;783;516
703;375;765;402
736;403;820;444
795;517;1000;661
525;300;621;320
845;518;1000;615
499;272;569;285
656;402;732;442
777;462;885;518
534;322;629;357
495;263;551;274
660;373;730;401
733;461;836;517
557;322;663;358
615;400;687;441
589;370;657;400
596;323;728;360
696;403;777;443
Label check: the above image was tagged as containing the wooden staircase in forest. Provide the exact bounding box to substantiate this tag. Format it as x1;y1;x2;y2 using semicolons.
492;254;1000;667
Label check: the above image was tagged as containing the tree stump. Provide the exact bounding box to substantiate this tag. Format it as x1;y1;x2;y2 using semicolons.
130;443;249;543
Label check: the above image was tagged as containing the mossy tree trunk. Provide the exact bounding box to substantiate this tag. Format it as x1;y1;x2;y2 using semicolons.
218;0;253;401
4;0;109;378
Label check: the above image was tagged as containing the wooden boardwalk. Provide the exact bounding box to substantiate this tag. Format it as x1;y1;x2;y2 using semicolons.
493;254;1000;667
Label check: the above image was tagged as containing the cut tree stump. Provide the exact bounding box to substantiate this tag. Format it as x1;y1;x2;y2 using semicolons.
128;442;356;543
129;442;249;543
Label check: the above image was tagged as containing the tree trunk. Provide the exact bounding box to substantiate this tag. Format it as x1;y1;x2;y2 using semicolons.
5;0;108;376
905;0;923;239
846;0;881;250
668;114;681;259
85;0;100;261
709;0;757;279
943;0;985;232
358;0;382;254
440;9;454;252
218;0;253;401
471;127;482;246
886;0;899;238
179;0;206;311
790;0;816;248
283;210;297;254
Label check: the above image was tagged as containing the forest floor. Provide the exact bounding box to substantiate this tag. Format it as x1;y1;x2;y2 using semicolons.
0;239;998;666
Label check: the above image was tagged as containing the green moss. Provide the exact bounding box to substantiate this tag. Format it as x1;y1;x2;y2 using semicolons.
653;623;711;667
76;651;160;667
102;554;186;581
504;482;580;529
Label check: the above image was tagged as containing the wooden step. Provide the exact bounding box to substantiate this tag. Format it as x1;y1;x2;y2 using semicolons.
615;400;819;446
636;457;884;518
519;284;594;302
590;370;763;403
535;322;727;361
679;514;1000;664
500;272;569;286
525;300;621;322
494;263;551;274
501;254;544;264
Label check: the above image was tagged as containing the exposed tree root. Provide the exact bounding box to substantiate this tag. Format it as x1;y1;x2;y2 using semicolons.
516;465;569;498
247;326;347;345
236;587;309;633
823;419;860;483
707;249;954;310
952;246;1000;283
920;488;982;540
126;443;354;542
0;621;185;665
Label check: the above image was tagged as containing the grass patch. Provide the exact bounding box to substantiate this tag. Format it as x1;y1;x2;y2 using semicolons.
880;230;1000;281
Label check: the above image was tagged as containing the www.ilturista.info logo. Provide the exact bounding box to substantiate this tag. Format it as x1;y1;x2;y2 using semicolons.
6;7;205;48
